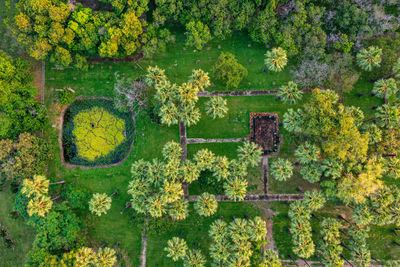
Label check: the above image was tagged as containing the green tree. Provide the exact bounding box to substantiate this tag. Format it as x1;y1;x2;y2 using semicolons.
27;195;52;217
375;104;400;129
356;46;382;71
89;193;112;216
319;218;344;267
184;249;206;267
74;247;97;266
283;108;304;133
165;237;188;262
372;78;398;104
224;177;247;201
237;142;262;167
295;142;320;165
212;52;248;89
21;175;49;198
303;190;326;211
260;249;282;267
194;192;218;217
270;158;293;181
277;81;302;104
264;47;287;72
194;149;216;170
185;20;212;50
205;97;228;119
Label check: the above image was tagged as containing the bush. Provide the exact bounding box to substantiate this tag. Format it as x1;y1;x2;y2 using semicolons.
58;88;75;105
61;184;91;210
212;52;247;89
185;20;212;50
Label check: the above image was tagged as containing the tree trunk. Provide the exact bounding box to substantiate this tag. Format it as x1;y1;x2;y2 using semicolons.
109;190;118;198
263;67;270;73
288;255;298;267
371;72;394;83
49;180;65;185
51;195;61;201
113;241;119;249
99;242;107;248
120;202;132;214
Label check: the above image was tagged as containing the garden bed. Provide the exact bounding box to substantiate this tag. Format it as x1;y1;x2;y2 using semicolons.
61;97;135;167
249;113;280;155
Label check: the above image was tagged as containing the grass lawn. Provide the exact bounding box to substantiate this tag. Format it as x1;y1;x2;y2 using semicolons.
0;184;36;266
146;202;261;267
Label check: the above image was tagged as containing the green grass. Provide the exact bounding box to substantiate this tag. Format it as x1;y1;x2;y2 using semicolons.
0;184;36;267
146;202;261;267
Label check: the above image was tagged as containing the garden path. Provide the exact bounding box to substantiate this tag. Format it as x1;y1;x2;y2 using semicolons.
186;137;246;144
186;194;303;202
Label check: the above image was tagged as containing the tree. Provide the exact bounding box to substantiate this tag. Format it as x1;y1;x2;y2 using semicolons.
237;142;262;167
168;199;189;221
375;104;400;129
74;247;97;266
185;20;212;50
356;46;382;71
146;66;210;127
212;52;248;88
295;142;320;165
205;97;228;119
319;218;344;267
303;190;326;211
224;177;247;201
193;149;216;170
96;247;117;267
283;109;304;133
21;175;49;198
165;237;188;262
347;225;371;267
277;81;302;104
372;78;398;104
184;249;206;267
264;47;287;72
270;158;293;181
89;193;112;216
27;195;52;217
194;192;218;217
260;249;282;267
113;74;146;114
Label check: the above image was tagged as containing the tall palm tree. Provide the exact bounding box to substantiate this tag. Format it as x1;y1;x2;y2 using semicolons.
270;158;293;181
96;247;117;267
147;194;166;218
373;78;398;104
189;69;211;91
295;142;320;164
264;47;288;72
89;193;112;217
209;219;228;241
145;65;167;87
184;249;206;267
21;175;49;198
356;46;382;71
165;237;188;262
248;217;267;242
27;195;53;217
375;104;400;129
209;239;231;266
224;177;247;201
283;108;304;133
277;81;303;104
237;142;262;167
194;149;216;170
74;247;97;266
194;192;218;217
212;156;231;182
205;97;228;119
260;249;282;267
160;180;184;204
168;199;189;221
303;190;326;211
181;160;201;183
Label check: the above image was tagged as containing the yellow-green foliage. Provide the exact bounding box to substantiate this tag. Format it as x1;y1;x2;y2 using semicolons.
72;107;126;161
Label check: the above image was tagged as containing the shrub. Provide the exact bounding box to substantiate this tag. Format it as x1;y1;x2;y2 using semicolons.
58;88;75;105
185;20;212;50
205;96;228;119
212;52;247;89
61;184;91;210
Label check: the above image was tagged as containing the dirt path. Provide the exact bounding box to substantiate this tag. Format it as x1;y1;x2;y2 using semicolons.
140;222;148;267
262;156;269;195
186;137;247;144
187;194;303;202
32;60;44;104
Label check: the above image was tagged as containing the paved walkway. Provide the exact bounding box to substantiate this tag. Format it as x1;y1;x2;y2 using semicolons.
186;137;247;144
198;90;278;97
187;194;303;202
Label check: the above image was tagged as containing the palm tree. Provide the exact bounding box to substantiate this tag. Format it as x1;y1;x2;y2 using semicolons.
394;57;400;79
74;247;97;266
237;142;262;167
278;81;302;104
21;175;49;198
260;249;282;267
205;97;228;119
145;65;167;87
303;190;326;211
184;249;206;267
194;149;216;170
147;194;166;218
283;108;304;133
96;247;117;267
375;104;400;129
373;78;398;104
248;217;267;242
160;103;179;126
194;192;218;217
89;193;112;217
264;47;288;72
165;237;188;261
168;199;189;221
209;219;228;241
224;177;247;201
160;180;184;204
209;239;231;266
229;218;251;243
270;158;293;181
189;69;211;91
212;156;231;182
181;160;201;183
300;163;323;183
295;142;320;164
27;195;53;217
356;46;382;71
